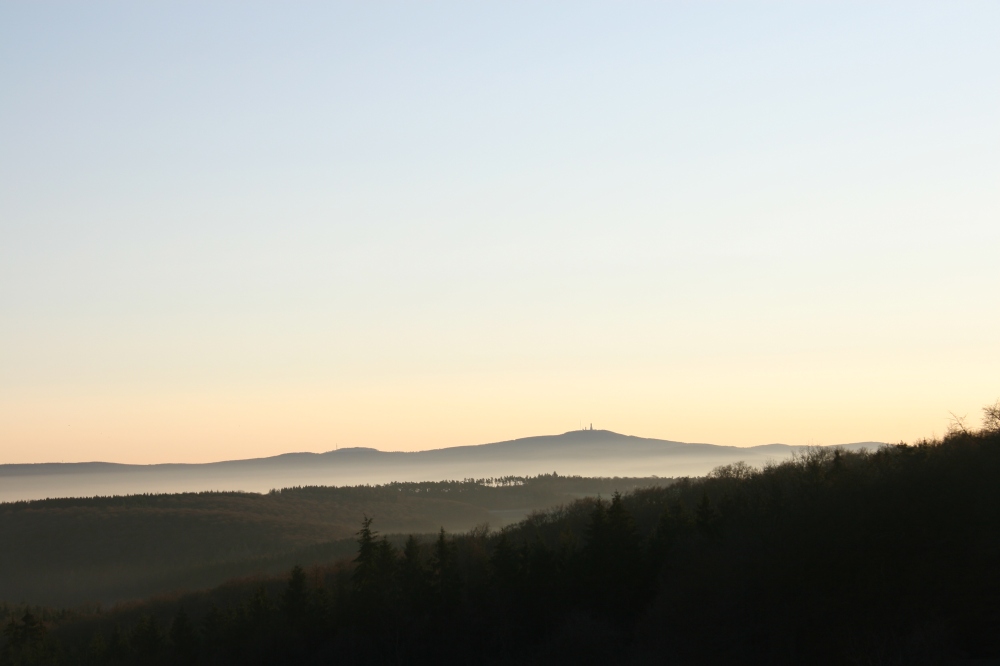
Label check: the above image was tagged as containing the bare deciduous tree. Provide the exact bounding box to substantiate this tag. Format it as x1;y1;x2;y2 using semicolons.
983;399;1000;433
947;411;970;436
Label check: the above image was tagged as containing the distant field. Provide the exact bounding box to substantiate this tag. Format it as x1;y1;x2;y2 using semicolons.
0;475;672;607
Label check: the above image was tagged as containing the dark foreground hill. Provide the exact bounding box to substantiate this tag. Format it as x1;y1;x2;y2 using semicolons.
4;427;999;665
0;430;878;502
0;474;671;608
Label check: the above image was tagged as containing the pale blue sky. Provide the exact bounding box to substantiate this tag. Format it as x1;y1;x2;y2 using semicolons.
2;2;999;463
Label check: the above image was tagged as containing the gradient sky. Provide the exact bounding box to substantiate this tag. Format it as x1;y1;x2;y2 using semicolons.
2;2;999;464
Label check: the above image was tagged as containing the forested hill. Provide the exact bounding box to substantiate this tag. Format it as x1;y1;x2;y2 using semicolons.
0;430;880;501
5;426;999;664
0;474;670;608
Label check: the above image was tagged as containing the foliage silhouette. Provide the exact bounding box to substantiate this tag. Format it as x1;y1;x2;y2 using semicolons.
4;417;1000;664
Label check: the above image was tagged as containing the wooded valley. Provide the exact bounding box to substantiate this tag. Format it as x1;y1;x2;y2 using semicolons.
0;474;670;607
3;425;999;664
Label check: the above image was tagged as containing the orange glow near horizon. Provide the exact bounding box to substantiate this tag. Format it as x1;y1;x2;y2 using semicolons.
3;365;996;464
2;4;998;466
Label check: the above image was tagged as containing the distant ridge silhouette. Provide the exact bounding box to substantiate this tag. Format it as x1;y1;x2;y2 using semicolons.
0;430;882;502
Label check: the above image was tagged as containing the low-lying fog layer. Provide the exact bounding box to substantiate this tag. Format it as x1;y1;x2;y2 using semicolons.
0;430;880;502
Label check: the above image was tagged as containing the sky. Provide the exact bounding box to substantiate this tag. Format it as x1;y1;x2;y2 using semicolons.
1;2;999;464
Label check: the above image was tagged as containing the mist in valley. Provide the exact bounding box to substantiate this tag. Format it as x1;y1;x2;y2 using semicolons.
0;430;877;503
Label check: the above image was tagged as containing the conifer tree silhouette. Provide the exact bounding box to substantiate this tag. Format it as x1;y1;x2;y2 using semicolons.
431;527;461;612
169;608;198;665
282;565;309;622
399;535;428;614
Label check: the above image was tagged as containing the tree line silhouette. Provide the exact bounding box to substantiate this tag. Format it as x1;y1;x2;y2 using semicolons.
4;404;1000;664
0;474;669;608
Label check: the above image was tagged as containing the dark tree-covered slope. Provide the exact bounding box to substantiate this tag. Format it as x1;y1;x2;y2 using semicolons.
0;475;669;607
4;424;999;664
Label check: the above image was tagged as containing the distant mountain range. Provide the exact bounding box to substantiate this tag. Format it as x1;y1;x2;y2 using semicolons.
0;430;883;502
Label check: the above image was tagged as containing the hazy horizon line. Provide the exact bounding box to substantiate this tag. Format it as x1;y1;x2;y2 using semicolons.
0;428;887;468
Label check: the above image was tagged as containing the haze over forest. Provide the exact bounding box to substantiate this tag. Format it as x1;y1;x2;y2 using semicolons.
0;429;879;502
